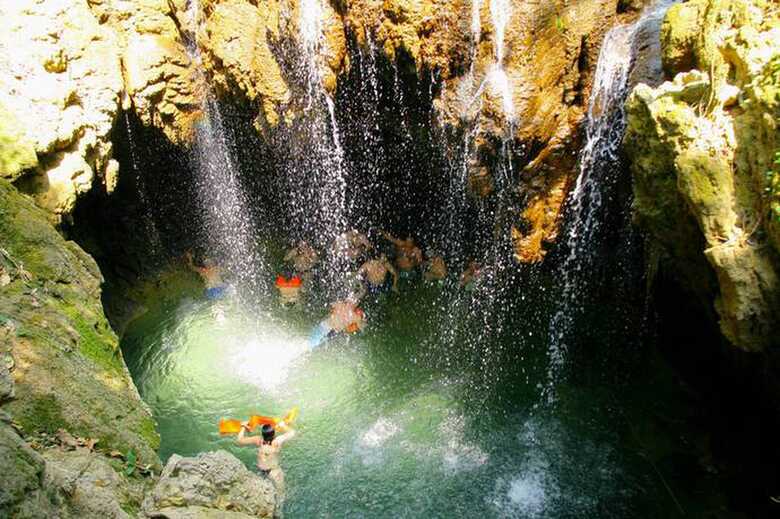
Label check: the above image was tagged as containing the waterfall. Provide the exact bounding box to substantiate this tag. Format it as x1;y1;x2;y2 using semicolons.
543;0;678;404
299;0;325;107
184;0;265;296
191;98;264;293
487;0;513;120
293;0;348;253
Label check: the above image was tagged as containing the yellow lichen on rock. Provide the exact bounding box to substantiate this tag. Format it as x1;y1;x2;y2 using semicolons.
200;0;291;128
91;0;204;145
625;0;780;352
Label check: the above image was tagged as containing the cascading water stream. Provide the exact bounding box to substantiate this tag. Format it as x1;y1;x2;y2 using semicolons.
543;0;678;404
298;0;348;197
184;0;266;298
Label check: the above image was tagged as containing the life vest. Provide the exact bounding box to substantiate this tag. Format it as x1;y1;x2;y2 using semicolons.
345;308;365;333
275;275;302;288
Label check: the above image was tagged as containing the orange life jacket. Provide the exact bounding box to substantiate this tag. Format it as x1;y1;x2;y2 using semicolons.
275;275;302;288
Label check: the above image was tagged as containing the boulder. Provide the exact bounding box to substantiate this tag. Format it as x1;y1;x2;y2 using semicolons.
43;447;150;518
0;419;61;518
143;451;277;518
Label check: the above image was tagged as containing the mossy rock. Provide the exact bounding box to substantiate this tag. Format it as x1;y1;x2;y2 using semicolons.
0;179;160;467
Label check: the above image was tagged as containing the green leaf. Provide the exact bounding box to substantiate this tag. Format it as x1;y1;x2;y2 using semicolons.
124;449;137;477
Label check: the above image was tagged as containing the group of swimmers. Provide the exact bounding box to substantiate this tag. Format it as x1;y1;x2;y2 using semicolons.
277;229;485;347
185;230;484;346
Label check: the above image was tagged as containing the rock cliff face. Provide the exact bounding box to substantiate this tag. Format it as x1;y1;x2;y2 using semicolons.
0;177;159;516
624;0;780;352
2;0;640;262
0;179;159;462
0;0;201;222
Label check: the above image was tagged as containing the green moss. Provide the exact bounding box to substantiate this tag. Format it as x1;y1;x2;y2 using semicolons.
16;394;67;435
138;415;161;451
65;308;121;374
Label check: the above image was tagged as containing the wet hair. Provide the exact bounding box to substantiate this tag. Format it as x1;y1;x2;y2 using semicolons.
261;424;275;444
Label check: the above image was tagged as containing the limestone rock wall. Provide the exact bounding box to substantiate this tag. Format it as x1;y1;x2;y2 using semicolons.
0;179;160;465
0;0;201;222
0;0;124;222
1;0;638;262
624;0;780;352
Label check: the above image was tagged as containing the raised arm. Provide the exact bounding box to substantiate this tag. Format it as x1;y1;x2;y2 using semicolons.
273;429;296;447
236;423;259;446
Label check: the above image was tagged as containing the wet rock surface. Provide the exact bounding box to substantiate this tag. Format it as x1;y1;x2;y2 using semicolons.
0;0;647;262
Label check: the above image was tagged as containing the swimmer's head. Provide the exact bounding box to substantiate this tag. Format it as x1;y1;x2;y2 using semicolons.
261;424;275;444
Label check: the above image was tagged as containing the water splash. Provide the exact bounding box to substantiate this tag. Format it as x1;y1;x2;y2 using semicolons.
543;0;678;404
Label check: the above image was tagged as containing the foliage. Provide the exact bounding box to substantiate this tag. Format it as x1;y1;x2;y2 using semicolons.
124;449;137;477
554;15;566;33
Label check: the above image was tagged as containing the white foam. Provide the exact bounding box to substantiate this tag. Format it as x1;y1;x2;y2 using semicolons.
507;468;549;516
359;417;400;448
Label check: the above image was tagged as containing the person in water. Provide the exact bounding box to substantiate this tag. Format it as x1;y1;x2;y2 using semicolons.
357;254;399;295
380;231;423;274
309;300;366;348
184;251;229;299
333;229;373;263
284;240;319;275
423;254;448;282
275;275;303;307
236;420;296;495
459;260;482;291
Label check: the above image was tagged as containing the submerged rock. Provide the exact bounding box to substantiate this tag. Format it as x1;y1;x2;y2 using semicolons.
143;451;277;518
624;0;780;352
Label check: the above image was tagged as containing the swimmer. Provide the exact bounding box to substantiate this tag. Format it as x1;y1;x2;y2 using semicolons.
184;251;228;299
380;231;423;272
333;229;373;262
309;300;366;348
284;240;319;274
357;254;399;294
275;275;303;307
459;260;482;291
423;254;448;282
236;420;296;496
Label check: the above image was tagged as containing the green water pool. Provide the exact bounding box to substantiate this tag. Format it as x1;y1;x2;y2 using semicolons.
121;277;727;517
